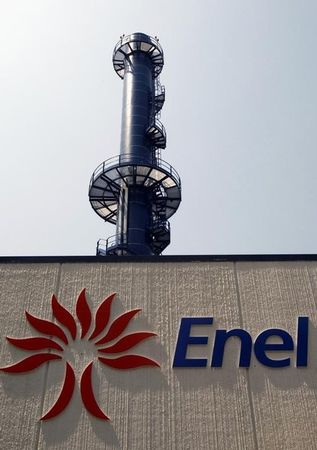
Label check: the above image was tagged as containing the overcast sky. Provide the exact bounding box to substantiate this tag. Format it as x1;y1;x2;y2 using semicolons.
1;0;317;256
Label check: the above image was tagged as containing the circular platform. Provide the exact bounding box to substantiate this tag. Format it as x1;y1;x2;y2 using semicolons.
113;33;164;79
89;155;181;224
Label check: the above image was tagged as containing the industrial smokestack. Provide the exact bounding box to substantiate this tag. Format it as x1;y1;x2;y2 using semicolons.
89;32;181;255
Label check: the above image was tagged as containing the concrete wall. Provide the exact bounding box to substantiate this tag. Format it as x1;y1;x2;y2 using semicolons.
1;260;317;449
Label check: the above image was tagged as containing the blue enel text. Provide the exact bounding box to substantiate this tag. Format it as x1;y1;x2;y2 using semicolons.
173;317;308;368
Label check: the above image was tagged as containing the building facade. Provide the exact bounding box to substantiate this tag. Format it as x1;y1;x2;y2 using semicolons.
1;256;317;449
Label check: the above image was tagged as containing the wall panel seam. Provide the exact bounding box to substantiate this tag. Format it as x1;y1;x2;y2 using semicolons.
34;263;62;450
306;264;317;312
234;262;259;450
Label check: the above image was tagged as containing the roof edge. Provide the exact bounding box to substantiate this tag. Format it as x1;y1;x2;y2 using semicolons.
1;254;317;263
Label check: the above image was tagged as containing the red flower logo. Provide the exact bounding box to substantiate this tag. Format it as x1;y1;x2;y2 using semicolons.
0;289;159;420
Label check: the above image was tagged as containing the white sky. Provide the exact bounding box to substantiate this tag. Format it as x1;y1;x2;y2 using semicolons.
1;0;317;256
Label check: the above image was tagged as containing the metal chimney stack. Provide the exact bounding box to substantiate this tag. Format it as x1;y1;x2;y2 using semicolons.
89;33;181;255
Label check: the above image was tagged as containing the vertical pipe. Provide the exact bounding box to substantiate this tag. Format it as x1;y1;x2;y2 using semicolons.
116;49;155;254
126;186;152;254
120;53;154;164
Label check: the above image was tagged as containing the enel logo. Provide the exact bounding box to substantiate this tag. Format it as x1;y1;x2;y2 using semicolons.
173;317;309;368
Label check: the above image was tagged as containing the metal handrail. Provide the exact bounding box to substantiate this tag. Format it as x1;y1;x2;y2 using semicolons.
96;239;107;255
113;33;163;61
151;118;166;134
155;78;165;97
97;218;171;255
113;33;164;79
97;236;128;255
90;155;181;188
106;233;127;249
146;118;166;147
152;218;170;231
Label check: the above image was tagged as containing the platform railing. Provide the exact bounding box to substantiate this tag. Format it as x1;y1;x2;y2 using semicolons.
89;155;181;189
114;34;163;60
155;78;165;98
96;239;108;256
151;218;170;233
113;33;164;79
96;236;128;255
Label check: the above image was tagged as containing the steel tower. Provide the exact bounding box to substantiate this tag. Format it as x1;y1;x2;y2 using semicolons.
89;33;181;255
